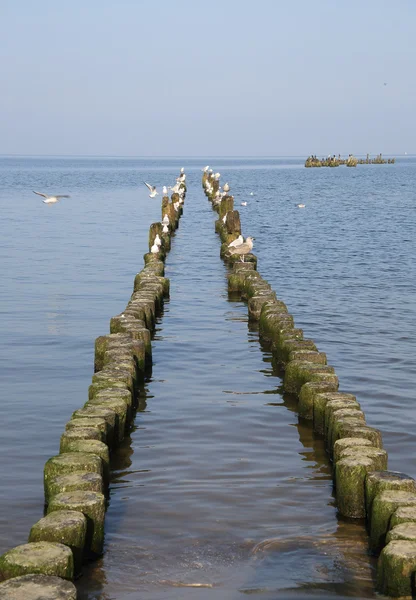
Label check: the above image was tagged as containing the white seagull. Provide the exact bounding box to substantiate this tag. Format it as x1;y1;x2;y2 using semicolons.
162;224;169;233
241;201;247;206
162;214;170;225
296;204;306;208
163;186;168;195
143;182;158;198
33;191;70;204
228;236;254;262
150;242;159;254
180;167;185;173
228;235;244;248
154;234;162;246
223;183;230;193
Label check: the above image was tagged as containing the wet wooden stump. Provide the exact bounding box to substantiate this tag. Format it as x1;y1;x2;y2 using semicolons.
86;397;128;443
333;437;374;463
313;392;359;435
370;490;416;554
48;491;106;557
336;454;387;518
65;417;108;444
0;574;77;599
376;540;416;598
44;453;103;504
0;543;73;582
219;195;234;218
71;407;116;448
365;471;416;523
47;472;104;501
283;361;336;395
297;374;335;420
29;511;86;577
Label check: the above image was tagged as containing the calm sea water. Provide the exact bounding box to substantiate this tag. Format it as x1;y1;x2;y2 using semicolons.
0;157;415;599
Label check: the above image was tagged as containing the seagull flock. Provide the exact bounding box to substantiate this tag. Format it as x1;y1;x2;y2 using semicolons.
202;166;257;262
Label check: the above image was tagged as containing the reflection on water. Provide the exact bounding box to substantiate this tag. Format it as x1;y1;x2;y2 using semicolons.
1;157;415;599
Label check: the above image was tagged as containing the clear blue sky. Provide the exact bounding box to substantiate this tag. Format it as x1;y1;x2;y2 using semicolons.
1;0;414;156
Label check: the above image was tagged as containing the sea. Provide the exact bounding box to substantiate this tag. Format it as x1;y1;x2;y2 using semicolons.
0;156;415;599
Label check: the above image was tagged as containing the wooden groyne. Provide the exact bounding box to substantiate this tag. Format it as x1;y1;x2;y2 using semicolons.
202;168;416;599
305;154;395;167
0;173;187;599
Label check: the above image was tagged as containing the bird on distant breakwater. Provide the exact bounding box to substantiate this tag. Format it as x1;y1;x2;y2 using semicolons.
222;214;227;224
144;182;158;198
228;236;254;262
223;183;230;193
154;234;162;247
296;204;306;208
180;167;185;173
241;201;247;206
202;165;210;172
162;224;169;233
162;214;170;225
228;235;244;248
151;243;159;254
33;191;70;204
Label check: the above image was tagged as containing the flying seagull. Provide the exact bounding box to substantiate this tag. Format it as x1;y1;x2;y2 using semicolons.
33;191;70;204
143;182;158;198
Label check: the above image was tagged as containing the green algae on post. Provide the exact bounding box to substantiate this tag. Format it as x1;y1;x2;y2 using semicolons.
47;472;104;500
365;471;416;523
369;490;416;554
29;510;87;577
335;455;385;518
47;491;106;557
44;453;103;504
0;542;74;582
0;574;77;600
376;540;416;598
298;381;339;421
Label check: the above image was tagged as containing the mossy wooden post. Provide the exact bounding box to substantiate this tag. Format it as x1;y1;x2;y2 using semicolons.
333;438;374;463
248;294;278;322
29;511;87;577
48;491;106;557
327;408;366;451
369;491;416;554
314;392;358;435
332;423;383;449
0;543;74;581
47;472;104;500
219;196;234;219
283;361;336;395
71;406;116;448
44;453;103;504
297;378;336;420
0;574;77;599
335;454;387;518
59;438;109;484
86;396;128;443
225;210;241;236
376;540;416;597
66;417;108;444
365;471;416;523
386;523;416;544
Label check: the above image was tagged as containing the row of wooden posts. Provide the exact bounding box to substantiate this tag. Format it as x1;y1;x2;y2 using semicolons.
0;181;186;599
202;169;416;599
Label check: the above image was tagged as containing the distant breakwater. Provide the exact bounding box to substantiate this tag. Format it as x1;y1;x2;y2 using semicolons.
305;154;395;168
202;167;416;599
0;174;187;599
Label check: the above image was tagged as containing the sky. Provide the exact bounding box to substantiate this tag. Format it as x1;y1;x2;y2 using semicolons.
1;0;415;157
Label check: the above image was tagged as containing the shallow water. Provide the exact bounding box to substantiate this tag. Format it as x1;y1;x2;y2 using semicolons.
1;157;415;598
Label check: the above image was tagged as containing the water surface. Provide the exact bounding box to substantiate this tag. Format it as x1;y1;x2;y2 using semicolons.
1;157;415;598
